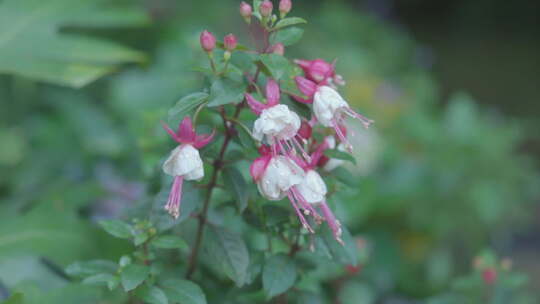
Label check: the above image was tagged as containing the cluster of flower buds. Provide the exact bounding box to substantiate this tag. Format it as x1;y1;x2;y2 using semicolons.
199;30;238;62
160;0;373;245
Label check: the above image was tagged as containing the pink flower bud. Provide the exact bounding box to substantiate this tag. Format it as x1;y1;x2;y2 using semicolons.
270;43;285;55
223;34;237;51
200;30;216;52
239;1;252;19
482;268;497;285
279;0;292;16
259;0;273;18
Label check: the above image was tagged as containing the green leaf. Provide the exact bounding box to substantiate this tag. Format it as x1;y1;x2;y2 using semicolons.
332;167;357;187
162;279;206;304
136;285;169;304
82;273;116;286
167;92;209;125
0;0;147;88
99;220;133;239
273;17;307;30
204;226;250;287
262;254;297;298
121;264;150;291
259;54;290;81
65;260;117;278
152;235;189;250
223;167;249;213
324;149;357;165
314;225;358;266
207;78;247;107
271;27;304;46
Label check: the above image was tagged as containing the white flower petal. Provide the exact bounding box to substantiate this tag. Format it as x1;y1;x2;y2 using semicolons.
162;144;204;180
252;104;300;142
257;156;305;201
297;170;327;204
313;86;349;127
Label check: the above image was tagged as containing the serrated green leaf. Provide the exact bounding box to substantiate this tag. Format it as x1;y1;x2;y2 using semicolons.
65;260;117;278
259;54;290;81
121;264;150;291
167;92;209;125
324;149;357;165
204;226;250;287
136;285;169;304
99;220;133;239
0;0;147;87
271;27;304;46
152;235;188;250
162;279;206;304
263;254;297;298
207;78;247;107
223;166;249;213
273;17;307;30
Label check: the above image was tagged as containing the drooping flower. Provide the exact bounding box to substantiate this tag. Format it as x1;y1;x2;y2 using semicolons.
246;79;309;159
250;145;316;232
161;117;214;218
294;75;373;151
292;143;344;244
294;58;345;88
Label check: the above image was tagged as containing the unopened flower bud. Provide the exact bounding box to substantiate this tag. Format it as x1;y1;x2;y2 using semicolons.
240;1;253;23
224;34;237;51
270;43;285;55
482;268;497;285
200;30;216;52
279;0;292;17
259;0;273;18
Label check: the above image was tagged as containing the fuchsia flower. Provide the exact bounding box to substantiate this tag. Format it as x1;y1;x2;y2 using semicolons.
294;68;373;151
294;58;343;86
250;145;316;233
161;117;214;218
246;79;310;159
292;141;344;244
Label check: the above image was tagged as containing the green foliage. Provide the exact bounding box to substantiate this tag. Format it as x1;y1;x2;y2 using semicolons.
0;0;147;88
262;254;297;298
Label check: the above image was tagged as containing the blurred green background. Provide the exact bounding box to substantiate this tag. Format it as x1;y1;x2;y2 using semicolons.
0;0;539;303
